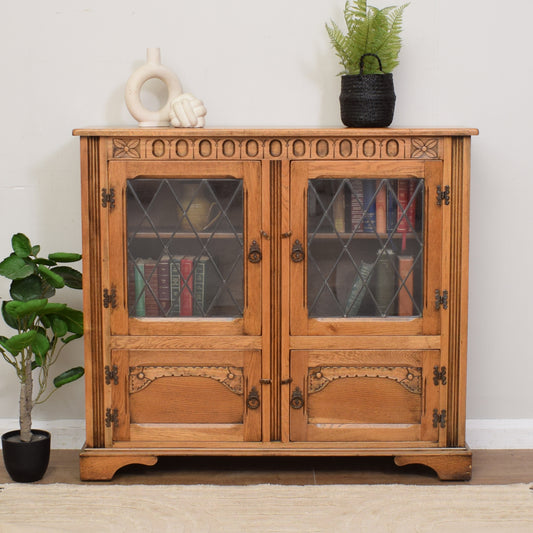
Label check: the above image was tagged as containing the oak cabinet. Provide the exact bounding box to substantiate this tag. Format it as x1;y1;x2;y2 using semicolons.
75;128;476;480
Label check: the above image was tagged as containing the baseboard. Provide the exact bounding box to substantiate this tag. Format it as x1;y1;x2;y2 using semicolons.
1;418;532;449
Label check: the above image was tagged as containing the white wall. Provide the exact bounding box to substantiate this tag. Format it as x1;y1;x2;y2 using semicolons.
1;1;532;434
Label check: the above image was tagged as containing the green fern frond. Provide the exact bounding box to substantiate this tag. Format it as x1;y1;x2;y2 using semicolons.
326;1;409;75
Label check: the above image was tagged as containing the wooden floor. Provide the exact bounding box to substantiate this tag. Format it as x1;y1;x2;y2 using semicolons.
1;450;532;485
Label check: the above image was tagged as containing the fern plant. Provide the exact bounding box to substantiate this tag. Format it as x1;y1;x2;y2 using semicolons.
326;0;408;75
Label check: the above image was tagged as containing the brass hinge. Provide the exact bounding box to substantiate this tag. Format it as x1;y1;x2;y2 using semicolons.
101;188;115;210
105;365;119;385
105;408;119;428
433;366;447;386
433;409;447;428
103;288;117;309
435;289;448;311
436;185;450;206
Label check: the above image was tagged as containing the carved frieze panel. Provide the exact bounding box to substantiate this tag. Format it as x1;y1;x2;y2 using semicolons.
108;136;441;161
308;365;422;395
129;365;244;395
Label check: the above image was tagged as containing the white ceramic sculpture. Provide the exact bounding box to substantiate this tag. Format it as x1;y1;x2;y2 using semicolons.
125;48;183;127
169;93;207;128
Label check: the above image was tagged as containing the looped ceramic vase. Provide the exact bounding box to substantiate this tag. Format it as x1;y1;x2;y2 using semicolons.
125;48;183;127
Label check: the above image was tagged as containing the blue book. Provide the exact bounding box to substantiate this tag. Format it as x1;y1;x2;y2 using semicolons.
362;180;377;233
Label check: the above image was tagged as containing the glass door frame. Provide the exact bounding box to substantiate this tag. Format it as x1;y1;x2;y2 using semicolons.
289;159;444;336
107;160;263;336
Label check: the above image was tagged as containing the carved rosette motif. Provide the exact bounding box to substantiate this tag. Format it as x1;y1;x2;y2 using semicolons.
308;366;422;395
108;136;441;161
112;138;141;158
129;365;244;395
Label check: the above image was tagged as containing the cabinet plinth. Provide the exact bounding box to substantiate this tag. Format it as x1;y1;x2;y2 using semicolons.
76;128;476;480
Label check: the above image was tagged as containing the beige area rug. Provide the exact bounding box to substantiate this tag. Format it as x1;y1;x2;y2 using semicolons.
0;483;532;533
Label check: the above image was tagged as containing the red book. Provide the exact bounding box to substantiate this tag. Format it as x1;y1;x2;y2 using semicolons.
375;184;386;234
180;257;194;316
396;180;409;233
407;180;418;232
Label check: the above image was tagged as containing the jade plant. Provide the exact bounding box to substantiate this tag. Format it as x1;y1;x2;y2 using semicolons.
326;0;409;75
0;233;84;442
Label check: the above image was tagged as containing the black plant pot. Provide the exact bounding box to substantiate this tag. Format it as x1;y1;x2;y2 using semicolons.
340;53;396;128
2;429;51;482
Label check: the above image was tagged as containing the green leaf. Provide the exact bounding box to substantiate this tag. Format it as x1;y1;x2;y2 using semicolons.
0;255;35;280
10;275;42;301
61;333;83;345
37;265;65;288
11;233;32;258
39;302;68;315
0;331;37;356
31;245;41;256
48;253;82;263
51;266;83;289
51;316;68;337
5;298;48;318
58;308;84;335
31;332;50;357
40;279;56;299
2;302;19;330
53;366;84;388
33;258;57;266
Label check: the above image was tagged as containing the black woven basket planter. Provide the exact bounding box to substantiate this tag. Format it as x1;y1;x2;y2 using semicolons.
340;53;396;128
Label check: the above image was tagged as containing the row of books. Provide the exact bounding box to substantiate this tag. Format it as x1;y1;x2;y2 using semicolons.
345;252;416;317
128;256;209;317
330;179;420;235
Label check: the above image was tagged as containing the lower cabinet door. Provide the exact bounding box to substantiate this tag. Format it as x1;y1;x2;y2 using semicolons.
289;350;443;445
110;349;261;444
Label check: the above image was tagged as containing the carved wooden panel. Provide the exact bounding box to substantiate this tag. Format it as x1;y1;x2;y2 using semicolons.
107;136;442;161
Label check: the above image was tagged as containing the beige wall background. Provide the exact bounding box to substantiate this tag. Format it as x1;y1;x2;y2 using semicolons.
0;1;531;445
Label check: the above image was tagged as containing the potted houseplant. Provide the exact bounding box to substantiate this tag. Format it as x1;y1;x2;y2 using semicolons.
326;0;408;127
0;233;84;482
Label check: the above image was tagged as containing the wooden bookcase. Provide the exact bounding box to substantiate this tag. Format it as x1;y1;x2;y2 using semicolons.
74;128;477;480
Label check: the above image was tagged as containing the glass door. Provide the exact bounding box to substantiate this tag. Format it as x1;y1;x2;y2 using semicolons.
289;160;443;336
108;161;262;336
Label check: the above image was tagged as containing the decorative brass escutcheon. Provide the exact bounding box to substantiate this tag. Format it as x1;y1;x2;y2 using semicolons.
290;386;304;409
248;240;262;263
291;240;305;263
246;386;260;409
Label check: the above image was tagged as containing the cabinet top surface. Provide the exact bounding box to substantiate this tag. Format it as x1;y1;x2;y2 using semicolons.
73;127;478;137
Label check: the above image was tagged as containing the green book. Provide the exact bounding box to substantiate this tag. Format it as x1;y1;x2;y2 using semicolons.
134;259;145;317
193;256;209;317
345;261;373;317
169;256;183;317
374;249;396;316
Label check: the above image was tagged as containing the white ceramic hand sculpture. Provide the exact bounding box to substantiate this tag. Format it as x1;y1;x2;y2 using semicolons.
169;93;207;128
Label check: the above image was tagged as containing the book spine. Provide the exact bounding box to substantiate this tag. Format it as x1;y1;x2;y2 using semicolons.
350;180;364;233
134;259;145;317
332;184;346;233
396;180;409;233
407;179;418;232
158;257;171;316
193;257;207;317
143;260;159;317
362;180;377;232
169;257;181;317
180;257;194;316
386;181;397;234
374;250;396;316
127;259;136;316
398;255;414;316
375;182;387;235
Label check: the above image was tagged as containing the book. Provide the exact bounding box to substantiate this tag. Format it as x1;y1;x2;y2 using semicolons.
345;261;373;317
398;255;414;316
396;180;410;233
143;259;159;317
332;184;346;233
375;182;387;234
374;249;396;316
127;260;136;316
350;180;364;233
157;256;171;316
169;256;183;317
180;256;194;316
134;259;145;317
407;179;418;232
193;256;209;316
362;180;377;232
386;180;398;234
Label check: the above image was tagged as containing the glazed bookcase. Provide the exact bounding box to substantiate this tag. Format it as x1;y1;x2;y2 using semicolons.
74;127;477;480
